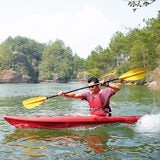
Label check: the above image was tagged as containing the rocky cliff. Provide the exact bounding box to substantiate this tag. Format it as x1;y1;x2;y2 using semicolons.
147;67;160;90
0;69;30;83
0;51;36;83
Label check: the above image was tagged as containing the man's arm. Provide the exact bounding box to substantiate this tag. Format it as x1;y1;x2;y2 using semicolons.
107;83;120;93
58;91;83;99
100;80;120;93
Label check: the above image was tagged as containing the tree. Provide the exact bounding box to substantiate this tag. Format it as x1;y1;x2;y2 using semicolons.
126;0;157;12
84;45;112;78
72;54;85;78
39;39;75;82
0;43;13;70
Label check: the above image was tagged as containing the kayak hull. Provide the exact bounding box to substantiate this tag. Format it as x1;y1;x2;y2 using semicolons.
3;115;142;130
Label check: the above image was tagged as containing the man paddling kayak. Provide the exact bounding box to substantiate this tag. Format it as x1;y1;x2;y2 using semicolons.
58;77;120;116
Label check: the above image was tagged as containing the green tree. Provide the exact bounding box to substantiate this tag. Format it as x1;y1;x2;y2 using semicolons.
84;45;112;78
39;39;75;82
0;43;13;70
72;54;84;78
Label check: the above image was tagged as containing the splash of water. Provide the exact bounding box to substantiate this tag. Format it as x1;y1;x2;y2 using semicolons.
135;113;160;133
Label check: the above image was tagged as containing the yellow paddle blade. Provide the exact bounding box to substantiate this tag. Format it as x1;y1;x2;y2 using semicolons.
119;67;146;81
23;96;47;109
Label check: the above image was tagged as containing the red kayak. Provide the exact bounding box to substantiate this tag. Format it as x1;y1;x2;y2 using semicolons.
3;115;142;130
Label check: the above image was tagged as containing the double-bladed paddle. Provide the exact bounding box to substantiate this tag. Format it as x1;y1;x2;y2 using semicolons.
23;67;146;109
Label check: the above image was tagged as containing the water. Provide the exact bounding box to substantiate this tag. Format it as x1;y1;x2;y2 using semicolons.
0;83;160;159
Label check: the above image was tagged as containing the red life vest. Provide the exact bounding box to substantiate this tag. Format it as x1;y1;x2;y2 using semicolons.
88;90;107;116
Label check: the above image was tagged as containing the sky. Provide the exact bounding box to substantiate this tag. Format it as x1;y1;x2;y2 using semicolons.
0;0;160;58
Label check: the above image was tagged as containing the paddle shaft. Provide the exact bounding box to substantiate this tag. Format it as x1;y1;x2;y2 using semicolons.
48;78;119;99
23;67;146;109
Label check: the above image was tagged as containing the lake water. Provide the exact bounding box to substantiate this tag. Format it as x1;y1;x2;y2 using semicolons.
0;83;160;159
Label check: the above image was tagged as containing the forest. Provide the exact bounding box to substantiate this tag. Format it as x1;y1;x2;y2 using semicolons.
0;12;160;83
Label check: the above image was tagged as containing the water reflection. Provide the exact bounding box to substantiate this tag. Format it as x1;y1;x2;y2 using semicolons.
2;122;160;159
3;127;111;158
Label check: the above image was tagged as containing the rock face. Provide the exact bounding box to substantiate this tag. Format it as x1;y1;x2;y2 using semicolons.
0;69;30;83
148;81;159;89
0;51;38;83
147;67;160;89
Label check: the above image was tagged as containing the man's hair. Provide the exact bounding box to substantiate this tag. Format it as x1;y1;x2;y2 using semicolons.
88;77;99;83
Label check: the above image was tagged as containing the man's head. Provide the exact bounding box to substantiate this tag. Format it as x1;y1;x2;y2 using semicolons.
87;77;100;93
88;77;99;84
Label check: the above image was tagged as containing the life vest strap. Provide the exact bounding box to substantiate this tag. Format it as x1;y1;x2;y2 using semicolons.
90;108;104;111
90;106;111;112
